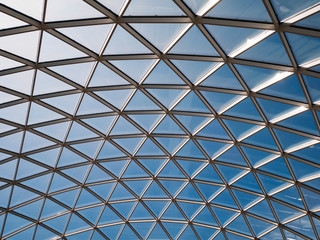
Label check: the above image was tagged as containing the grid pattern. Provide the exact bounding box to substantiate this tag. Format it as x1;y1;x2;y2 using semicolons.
1;0;320;239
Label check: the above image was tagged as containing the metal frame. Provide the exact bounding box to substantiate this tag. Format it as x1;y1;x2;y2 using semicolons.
0;0;320;239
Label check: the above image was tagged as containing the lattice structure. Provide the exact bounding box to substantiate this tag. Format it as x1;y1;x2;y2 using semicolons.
1;0;320;239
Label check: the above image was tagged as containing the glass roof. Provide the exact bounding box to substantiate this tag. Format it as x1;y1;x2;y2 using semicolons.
0;0;320;239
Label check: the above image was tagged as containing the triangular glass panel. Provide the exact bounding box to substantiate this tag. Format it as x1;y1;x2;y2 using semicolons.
159;180;186;197
176;159;206;178
28;102;64;125
224;98;262;121
34;70;74;95
211;189;238;208
194;205;219;227
143;61;185;84
23;174;52;193
155;137;186;154
129;202;153;220
197;139;230;159
257;173;291;194
109;183;134;201
286;33;320;65
130;222;154;239
3;213;32;236
45;0;104;21
258;157;292;179
256;98;303;123
273;186;304;209
82;116;116;134
232;189;262;209
49;174;77;193
124;180;150;197
147;88;188;109
22;131;54;152
77;94;112;115
10;226;36;240
88;182;115;200
113;137;144;154
39;32;86;62
158;160;186;178
137;138;165;156
0;30;40;61
98;206;122;225
174;91;210;113
154;115;185;134
119;225;139;240
41;198;67;219
86;164;112;184
288;158;320;181
89;63;129;86
105;25;151;55
226;215;251;236
65;213;90;234
216;146;247;166
130;23;188;52
100;160;128;177
70;139;100;159
61;165;90;183
241;146;278;167
233;172;263;194
0;186;12;208
177;201;203;220
110;116;141;135
67;122;98;141
43;93;81;114
286;216;316;239
243;128;278;150
57;147;87;167
303;74;320;104
162;222;185;239
271;200;303;223
16;159;46;179
223;119;263;141
183;0;218;15
0;132;23;153
211;207;238;226
177;183;203;201
196;119;230;139
97;141;127;159
194;225;217;240
36;121;69;141
216;164;248;184
76;188;101;208
195;182;222;201
170;25;218;56
148;223;169;240
144;200;169;217
110;59;155;83
206;0;271;22
0;55;23;71
171;59;218;84
0;70;34;95
122;160;149;178
278;110;319;135
58;24;112;53
68;230;93;240
49;62;94;87
247;199;275;221
10;186;39;207
125;90;160;110
176;140;206;159
260;74;306;102
200;90;243;113
128;114;163;132
194;164;223;183
97;0;127;15
200;64;243;90
99;225;123;239
0;102;29;124
239;33;291;65
111;201;136;219
0;91;20;104
124;0;185;16
143;181;168;198
175;114;211;134
29;148;60;167
291;143;320;165
205;25;264;55
179;225;198;239
300;187;320;211
273;129;314;152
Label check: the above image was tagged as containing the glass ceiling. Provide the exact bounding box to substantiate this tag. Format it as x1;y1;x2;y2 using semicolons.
0;0;320;239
